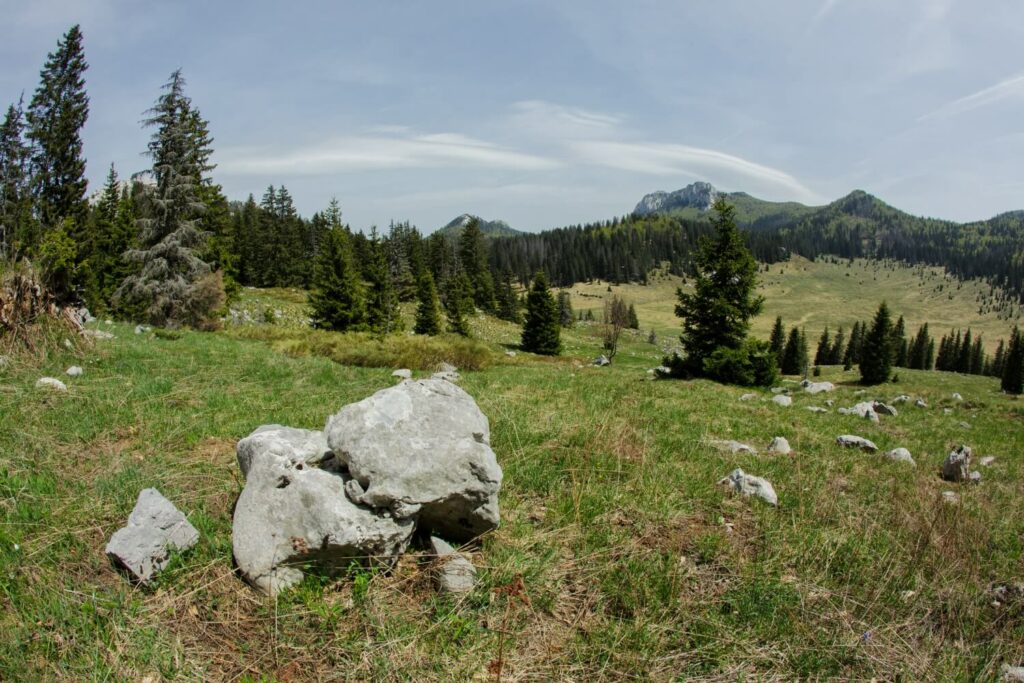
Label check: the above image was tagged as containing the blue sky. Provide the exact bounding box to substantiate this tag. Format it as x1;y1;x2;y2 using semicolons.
1;0;1022;232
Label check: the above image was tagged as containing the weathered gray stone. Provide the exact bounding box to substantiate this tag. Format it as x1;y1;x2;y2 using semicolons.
84;329;115;340
739;393;757;402
825;399;835;407
806;406;829;413
431;370;461;383
942;445;972;482
106;488;199;583
873;401;898;416
943;408;953;415
884;447;915;466
836;435;878;453
915;398;928;408
429;536;476;593
979;456;996;467
505;350;516;357
801;380;835;394
652;365;671;377
326;379;502;541
767;437;791;455
134;324;152;335
437;362;457;374
65;365;83;377
941;490;959;504
35;377;67;392
232;446;414;596
772;394;793;407
709;439;757;454
838;401;879;423
770;387;788;395
892;395;911;404
235;425;331;478
718;468;778;506
592;355;610;366
952;392;963;401
392;368;412;380
1002;664;1024;682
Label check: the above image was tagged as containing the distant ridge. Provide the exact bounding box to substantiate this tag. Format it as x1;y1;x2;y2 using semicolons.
435;213;523;238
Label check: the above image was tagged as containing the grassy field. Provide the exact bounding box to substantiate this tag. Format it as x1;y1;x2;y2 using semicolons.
1;291;1023;681
568;256;1020;352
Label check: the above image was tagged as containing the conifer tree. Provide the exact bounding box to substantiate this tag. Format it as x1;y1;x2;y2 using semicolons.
557;291;574;328
769;315;786;366
627;302;640;330
1001;326;1022;394
115;70;221;328
458;217;496;312
675;198;762;370
413;271;442;336
521;271;561;355
891;315;908;367
991;339;1006;378
26;25;90;237
859;302;894;385
814;327;831;366
0;99;33;259
829;326;846;365
843;321;862;369
495;269;521;323
970;336;985;375
957;329;973;373
444;271;474;336
781;326;806;375
365;228;402;334
309;224;365;331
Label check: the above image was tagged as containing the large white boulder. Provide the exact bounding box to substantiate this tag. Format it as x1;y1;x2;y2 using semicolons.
325;379;502;542
235;425;330;478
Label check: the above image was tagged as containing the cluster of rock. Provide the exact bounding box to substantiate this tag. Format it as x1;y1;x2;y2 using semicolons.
941;445;981;483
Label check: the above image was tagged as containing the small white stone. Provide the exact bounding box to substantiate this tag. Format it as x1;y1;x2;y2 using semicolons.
35;377;67;392
66;366;83;377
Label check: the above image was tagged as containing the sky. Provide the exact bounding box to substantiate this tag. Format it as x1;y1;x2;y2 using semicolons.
1;0;1023;233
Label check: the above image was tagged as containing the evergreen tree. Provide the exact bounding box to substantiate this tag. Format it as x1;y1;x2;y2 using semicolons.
495;269;521;323
781;326;806;375
1003;326;1023;394
957;329;973;373
365;228;402;334
444;270;474;336
675;198;762;370
557;291;574;328
970;336;985;375
829;326;846;365
309;224;365;331
891;315;908;367
769;315;786;366
843;321;861;369
859;302;894;385
115;70;221;328
0;99;33;259
992;339;1006;378
908;323;931;370
814;327;831;366
627;302;640;329
521;271;561;355
26;25;90;238
458;217;496;312
413;271;443;336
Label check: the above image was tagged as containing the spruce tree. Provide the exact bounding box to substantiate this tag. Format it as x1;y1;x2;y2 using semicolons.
1002;326;1023;394
309;224;365;331
557;291;574;328
0;99;33;259
26;25;90;236
458;217;496;312
496;269;521;323
843;321;861;369
829;326;846;365
859;302;894;385
781;326;806;375
627;303;640;330
115;70;221;328
957;329;973;373
769;316;786;367
675;198;762;370
992;339;1006;378
444;271;474;336
521;271;561;355
413;271;442;336
814;327;831;366
365;228;402;334
891;315;908;367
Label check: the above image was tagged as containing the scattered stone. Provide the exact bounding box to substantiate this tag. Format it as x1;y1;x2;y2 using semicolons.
652;365;671;377
106;488;199;583
772;395;793;407
900;590;916;602
915;398;928;408
739;393;757;401
431;370;461;383
325;379;502;542
0;355;8;371
952;392;963;401
941;491;959;504
235;425;331;478
392;368;412;380
825;399;835;407
505;350;516;357
979;456;996;467
958;421;971;429
801;379;835;394
592;355;610;366
941;445;973;482
718;468;778;506
884;447;915;466
969;471;982;483
770;387;788;395
437;362;457;374
63;338;73;350
892;395;911;404
836;435;878;453
35;377;67;392
709;439;757;454
84;329;115;340
65;365;83;377
1001;664;1024;682
767;437;791;455
134;324;152;335
806;406;828;413
838;401;879;422
943;408;953;415
872;401;898;416
429;536;477;594
853;389;866;396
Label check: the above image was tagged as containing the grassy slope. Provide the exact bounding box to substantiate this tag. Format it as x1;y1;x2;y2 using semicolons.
568;256;1020;352
1;299;1022;681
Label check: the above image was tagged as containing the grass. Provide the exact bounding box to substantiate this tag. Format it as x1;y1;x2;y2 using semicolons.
1;289;1022;680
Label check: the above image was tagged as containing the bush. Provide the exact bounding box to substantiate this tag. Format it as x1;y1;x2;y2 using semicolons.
700;339;778;387
180;271;226;331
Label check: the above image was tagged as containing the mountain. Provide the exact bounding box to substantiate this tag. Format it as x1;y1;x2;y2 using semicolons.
633;182;820;229
435;214;522;238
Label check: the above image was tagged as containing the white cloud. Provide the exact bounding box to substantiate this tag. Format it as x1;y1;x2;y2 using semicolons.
918;72;1024;122
569;140;818;202
507;100;623;140
218;131;560;175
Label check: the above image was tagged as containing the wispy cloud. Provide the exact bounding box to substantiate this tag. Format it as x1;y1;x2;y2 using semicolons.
218;131;560;175
507;100;622;139
569;140;818;201
918;72;1024;122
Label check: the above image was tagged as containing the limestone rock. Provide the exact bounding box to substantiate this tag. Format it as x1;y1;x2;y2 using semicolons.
952;392;963;401
437;362;457;374
592;355;610;366
941;445;973;482
429;536;477;594
767;437;791;455
739;393;757;402
915;398;928;408
770;387;788;395
432;370;461;383
838;401;879;423
235;425;331;478
392;368;412;380
35;377;67;392
892;395;911;404
801;380;835;394
884;447;915;466
65;366;83;377
806;406;829;413
872;401;898;417
325;379;502;541
84;329;115;340
772;394;793;407
942;491;959;504
1002;664;1024;682
718;468;778;506
709;439;757;454
979;456;996;467
836;435;878;453
505;350;516;357
106;488;199;583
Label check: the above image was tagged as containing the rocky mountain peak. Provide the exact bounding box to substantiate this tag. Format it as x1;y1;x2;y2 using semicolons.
633;181;719;216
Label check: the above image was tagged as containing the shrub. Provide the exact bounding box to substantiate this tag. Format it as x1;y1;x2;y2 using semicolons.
699;339;778;387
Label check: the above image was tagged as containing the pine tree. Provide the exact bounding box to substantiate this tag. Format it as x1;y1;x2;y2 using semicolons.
1001;326;1022;394
413;271;442;336
859;302;894;385
521;271;561;355
627;303;639;329
843;321;861;369
781;326;806;375
365;228;402;334
891;315;908;367
769;316;786;367
444;271;474;336
675;198;762;370
814;327;831;366
309;224;365;331
557;291;574;328
495;269;521;323
0;99;33;259
829;326;846;365
115;70;221;328
957;329;973;373
26;25;89;243
970;336;985;375
458;217;496;312
992;339;1006;378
